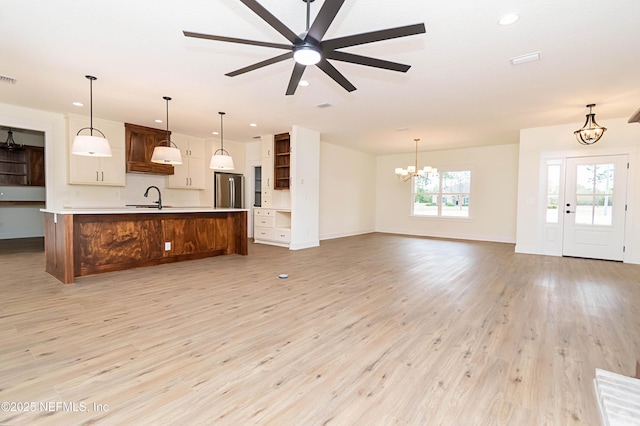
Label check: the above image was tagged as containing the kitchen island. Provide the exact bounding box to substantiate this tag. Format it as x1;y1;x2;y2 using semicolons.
42;208;248;284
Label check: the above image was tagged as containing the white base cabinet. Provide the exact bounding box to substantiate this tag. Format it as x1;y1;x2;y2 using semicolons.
254;208;291;247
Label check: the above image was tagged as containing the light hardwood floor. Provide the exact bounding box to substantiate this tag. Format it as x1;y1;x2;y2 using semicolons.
1;234;639;425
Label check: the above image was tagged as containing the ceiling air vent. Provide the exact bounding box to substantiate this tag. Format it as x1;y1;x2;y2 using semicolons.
315;103;332;109
0;75;17;84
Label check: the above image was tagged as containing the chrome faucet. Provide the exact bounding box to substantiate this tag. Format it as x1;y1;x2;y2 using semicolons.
144;185;162;209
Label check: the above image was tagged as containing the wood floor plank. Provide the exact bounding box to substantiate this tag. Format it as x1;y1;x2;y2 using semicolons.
1;233;639;425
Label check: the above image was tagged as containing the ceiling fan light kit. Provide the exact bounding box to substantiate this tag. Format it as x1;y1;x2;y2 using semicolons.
184;0;426;95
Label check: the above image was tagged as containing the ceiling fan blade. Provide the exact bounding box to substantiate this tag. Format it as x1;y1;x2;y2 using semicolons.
286;63;307;96
316;58;356;92
239;0;301;44
306;0;345;42
226;52;293;77
323;23;426;50
183;31;293;50
325;51;411;72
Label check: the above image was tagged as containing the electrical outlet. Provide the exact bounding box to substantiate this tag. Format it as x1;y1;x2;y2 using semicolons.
164;242;171;251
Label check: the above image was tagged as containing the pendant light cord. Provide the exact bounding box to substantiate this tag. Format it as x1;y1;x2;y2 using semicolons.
163;96;172;147
219;112;226;152
89;76;94;136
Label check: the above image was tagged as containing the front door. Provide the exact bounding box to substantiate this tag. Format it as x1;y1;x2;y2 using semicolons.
562;155;628;261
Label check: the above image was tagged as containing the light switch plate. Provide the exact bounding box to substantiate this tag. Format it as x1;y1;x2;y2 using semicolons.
164;242;171;251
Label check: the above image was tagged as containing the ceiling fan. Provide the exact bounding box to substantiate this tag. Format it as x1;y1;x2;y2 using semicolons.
184;0;426;95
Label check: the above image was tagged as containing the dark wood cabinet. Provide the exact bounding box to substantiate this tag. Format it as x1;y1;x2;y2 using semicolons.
274;132;290;190
27;146;45;186
125;123;174;175
44;210;248;284
0;145;45;186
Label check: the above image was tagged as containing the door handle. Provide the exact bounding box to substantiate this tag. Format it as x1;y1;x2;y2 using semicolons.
566;210;575;214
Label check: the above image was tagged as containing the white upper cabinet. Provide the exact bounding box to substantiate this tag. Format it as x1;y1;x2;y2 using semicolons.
66;114;126;186
167;136;205;189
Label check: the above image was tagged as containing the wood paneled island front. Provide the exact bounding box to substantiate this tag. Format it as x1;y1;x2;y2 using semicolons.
42;208;248;284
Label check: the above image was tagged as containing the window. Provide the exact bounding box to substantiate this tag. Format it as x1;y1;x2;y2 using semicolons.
546;161;561;223
413;170;471;217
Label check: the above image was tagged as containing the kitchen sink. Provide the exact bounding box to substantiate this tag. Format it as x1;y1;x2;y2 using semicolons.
125;204;172;208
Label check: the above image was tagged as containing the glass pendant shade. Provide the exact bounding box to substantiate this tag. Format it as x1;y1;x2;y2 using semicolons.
151;96;182;165
72;135;112;157
151;145;182;164
209;152;235;170
209;111;234;170
574;104;607;145
71;75;113;157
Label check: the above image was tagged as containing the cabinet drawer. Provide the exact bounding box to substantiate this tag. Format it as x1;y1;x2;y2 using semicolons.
273;228;291;243
255;216;275;228
254;208;273;217
254;227;275;240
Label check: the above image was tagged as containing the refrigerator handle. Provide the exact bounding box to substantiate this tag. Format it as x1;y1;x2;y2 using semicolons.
230;179;234;207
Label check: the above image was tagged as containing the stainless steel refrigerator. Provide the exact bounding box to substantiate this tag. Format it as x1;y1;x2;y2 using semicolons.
214;172;244;208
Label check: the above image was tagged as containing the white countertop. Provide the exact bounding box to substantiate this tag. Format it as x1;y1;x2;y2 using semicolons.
41;207;249;215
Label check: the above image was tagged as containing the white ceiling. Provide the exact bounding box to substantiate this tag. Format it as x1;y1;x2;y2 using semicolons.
1;0;639;155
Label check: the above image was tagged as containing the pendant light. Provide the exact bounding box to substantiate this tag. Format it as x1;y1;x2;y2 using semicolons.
151;96;182;165
1;128;25;151
574;103;607;145
209;112;234;170
394;138;437;182
71;75;112;157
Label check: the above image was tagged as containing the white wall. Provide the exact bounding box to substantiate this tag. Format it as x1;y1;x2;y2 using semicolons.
516;117;640;264
376;144;519;243
290;125;320;250
319;142;376;240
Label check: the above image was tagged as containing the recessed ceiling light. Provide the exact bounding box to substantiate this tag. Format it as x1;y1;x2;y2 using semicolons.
212;131;219;135
315;102;332;109
155;119;163;123
250;123;257;127
499;13;519;26
510;51;541;65
299;80;309;87
395;127;409;132
72;102;83;107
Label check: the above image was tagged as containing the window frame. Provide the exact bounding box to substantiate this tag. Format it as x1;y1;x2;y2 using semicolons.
410;166;473;219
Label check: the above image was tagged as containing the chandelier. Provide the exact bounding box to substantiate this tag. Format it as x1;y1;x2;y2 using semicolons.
574;103;607;145
394;138;437;182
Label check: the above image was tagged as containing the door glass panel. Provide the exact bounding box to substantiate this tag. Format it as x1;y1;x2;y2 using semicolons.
546;163;561;223
574;163;615;226
595;164;614;194
547;195;559;223
575;195;595;224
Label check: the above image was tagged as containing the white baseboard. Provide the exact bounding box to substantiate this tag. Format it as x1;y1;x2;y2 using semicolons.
376;227;516;244
319;229;375;241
